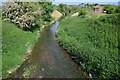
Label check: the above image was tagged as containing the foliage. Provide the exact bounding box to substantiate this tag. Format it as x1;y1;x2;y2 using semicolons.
2;22;38;77
57;4;69;16
57;4;78;16
85;3;93;8
67;5;79;13
2;2;55;77
103;5;120;14
39;2;54;22
2;2;54;31
78;9;86;17
58;14;120;78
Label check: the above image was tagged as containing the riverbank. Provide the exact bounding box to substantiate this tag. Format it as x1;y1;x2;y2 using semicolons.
2;21;40;77
57;14;120;78
2;19;58;78
2;21;89;78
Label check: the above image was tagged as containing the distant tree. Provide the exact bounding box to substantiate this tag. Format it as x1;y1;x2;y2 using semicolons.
103;5;120;14
67;5;78;13
115;6;120;13
85;3;93;8
94;3;98;6
58;4;69;16
39;2;54;22
78;9;86;17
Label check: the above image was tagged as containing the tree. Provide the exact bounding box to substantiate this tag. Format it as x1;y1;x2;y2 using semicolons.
103;5;119;14
2;2;54;31
58;4;69;16
85;3;93;8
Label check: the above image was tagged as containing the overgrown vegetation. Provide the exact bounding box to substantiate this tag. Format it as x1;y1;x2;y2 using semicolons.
2;2;54;77
2;1;120;78
2;22;38;77
85;3;93;8
39;2;54;22
57;4;79;16
103;5;120;14
2;2;54;31
78;9;86;17
58;13;120;78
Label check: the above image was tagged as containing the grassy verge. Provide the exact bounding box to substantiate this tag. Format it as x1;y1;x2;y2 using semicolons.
2;21;39;77
57;14;120;78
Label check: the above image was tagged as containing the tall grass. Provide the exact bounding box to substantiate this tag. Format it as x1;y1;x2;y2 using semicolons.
2;21;38;77
58;14;120;78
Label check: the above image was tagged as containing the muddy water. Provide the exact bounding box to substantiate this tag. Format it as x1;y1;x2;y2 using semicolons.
12;21;88;78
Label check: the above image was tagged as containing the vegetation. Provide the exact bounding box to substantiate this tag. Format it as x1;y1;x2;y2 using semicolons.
85;3;93;8
2;2;54;77
2;1;120;79
39;2;54;22
103;5;120;14
57;4;79;16
78;9;86;17
2;22;39;77
2;2;54;31
57;4;69;16
58;13;120;78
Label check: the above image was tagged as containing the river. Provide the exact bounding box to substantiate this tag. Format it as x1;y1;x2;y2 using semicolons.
9;21;88;78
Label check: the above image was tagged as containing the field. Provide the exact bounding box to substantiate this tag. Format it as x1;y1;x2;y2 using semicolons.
57;13;120;78
2;22;39;77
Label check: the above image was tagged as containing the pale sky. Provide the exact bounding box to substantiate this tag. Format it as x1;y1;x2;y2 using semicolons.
0;0;119;2
54;0;119;2
0;0;120;4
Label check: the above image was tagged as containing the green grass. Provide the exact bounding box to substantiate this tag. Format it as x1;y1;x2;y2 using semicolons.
2;21;39;77
58;14;120;78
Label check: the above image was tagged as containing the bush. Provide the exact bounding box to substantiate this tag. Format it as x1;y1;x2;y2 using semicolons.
2;2;54;31
78;9;86;17
103;5;120;14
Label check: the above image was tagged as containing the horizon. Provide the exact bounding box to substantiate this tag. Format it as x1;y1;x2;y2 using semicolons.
54;0;120;3
52;2;119;5
0;1;119;6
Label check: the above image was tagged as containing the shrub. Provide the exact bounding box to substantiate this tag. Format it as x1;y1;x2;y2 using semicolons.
2;2;54;31
103;5;120;14
78;9;86;17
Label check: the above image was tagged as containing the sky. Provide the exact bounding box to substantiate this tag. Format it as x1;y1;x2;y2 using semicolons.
53;0;119;5
0;0;120;6
54;0;120;2
0;0;120;2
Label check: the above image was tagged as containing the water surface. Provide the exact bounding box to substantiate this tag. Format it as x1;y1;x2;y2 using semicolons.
12;21;88;78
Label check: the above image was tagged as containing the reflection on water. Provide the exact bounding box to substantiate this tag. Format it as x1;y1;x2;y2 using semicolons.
50;21;59;38
11;21;88;78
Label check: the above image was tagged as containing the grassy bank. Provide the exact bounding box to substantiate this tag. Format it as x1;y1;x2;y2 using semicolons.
57;14;120;78
2;21;39;77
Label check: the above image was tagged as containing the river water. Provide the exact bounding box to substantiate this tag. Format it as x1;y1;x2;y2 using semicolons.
10;21;88;78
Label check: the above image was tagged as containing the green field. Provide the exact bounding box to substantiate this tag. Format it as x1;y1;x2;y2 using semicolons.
2;22;39;77
58;14;120;78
